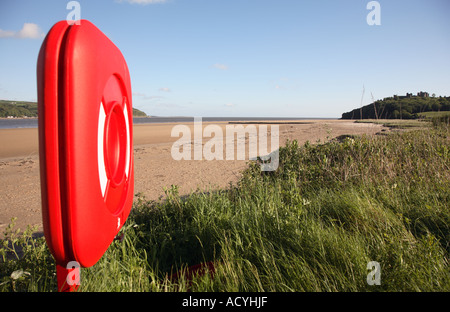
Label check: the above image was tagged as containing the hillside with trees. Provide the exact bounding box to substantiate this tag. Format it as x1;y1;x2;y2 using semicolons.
341;92;450;120
132;107;147;117
0;100;38;118
0;100;147;118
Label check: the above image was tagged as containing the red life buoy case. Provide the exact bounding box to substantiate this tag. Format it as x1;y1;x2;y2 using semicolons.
37;20;134;268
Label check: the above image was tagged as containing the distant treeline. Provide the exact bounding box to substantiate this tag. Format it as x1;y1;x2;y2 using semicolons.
0;100;38;118
0;100;147;118
341;94;450;120
132;108;147;117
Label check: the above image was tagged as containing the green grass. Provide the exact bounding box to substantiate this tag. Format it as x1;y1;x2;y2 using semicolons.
418;111;450;119
355;119;429;130
1;123;449;292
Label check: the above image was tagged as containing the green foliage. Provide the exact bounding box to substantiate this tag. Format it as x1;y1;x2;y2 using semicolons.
0;219;55;291
431;114;450;130
342;94;450;120
132;108;147;117
0;101;38;118
0;100;147;118
1;126;449;292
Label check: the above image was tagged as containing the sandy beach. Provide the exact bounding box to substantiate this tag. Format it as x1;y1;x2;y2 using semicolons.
0;119;386;236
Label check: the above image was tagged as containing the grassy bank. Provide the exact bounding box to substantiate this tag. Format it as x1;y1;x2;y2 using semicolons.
1;122;448;292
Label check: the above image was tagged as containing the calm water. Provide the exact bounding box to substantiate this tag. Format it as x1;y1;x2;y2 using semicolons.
0;117;330;129
0;118;38;129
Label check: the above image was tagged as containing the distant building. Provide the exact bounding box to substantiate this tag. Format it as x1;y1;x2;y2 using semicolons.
398;93;412;99
398;92;428;99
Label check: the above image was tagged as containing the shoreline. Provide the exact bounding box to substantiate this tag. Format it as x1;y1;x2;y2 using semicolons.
0;119;338;160
0;120;387;237
0;116;337;129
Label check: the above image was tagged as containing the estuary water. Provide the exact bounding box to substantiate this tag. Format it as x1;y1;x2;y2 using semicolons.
0;117;329;129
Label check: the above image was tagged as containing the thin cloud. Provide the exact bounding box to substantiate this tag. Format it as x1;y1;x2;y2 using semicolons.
158;87;171;92
213;63;228;70
0;29;15;38
154;102;183;109
133;92;164;100
0;23;45;39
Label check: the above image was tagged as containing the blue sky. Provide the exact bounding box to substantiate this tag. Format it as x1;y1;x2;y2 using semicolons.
1;0;449;118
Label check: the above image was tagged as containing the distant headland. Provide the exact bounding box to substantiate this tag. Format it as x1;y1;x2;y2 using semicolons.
0;100;147;118
341;92;450;120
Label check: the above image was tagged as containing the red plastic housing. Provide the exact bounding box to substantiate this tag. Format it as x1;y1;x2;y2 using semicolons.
37;20;134;268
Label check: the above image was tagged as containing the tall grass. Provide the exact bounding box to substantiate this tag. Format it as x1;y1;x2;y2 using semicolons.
1;124;448;292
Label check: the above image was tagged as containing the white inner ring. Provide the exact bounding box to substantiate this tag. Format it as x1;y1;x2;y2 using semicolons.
98;100;130;198
124;99;130;178
98;102;108;197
